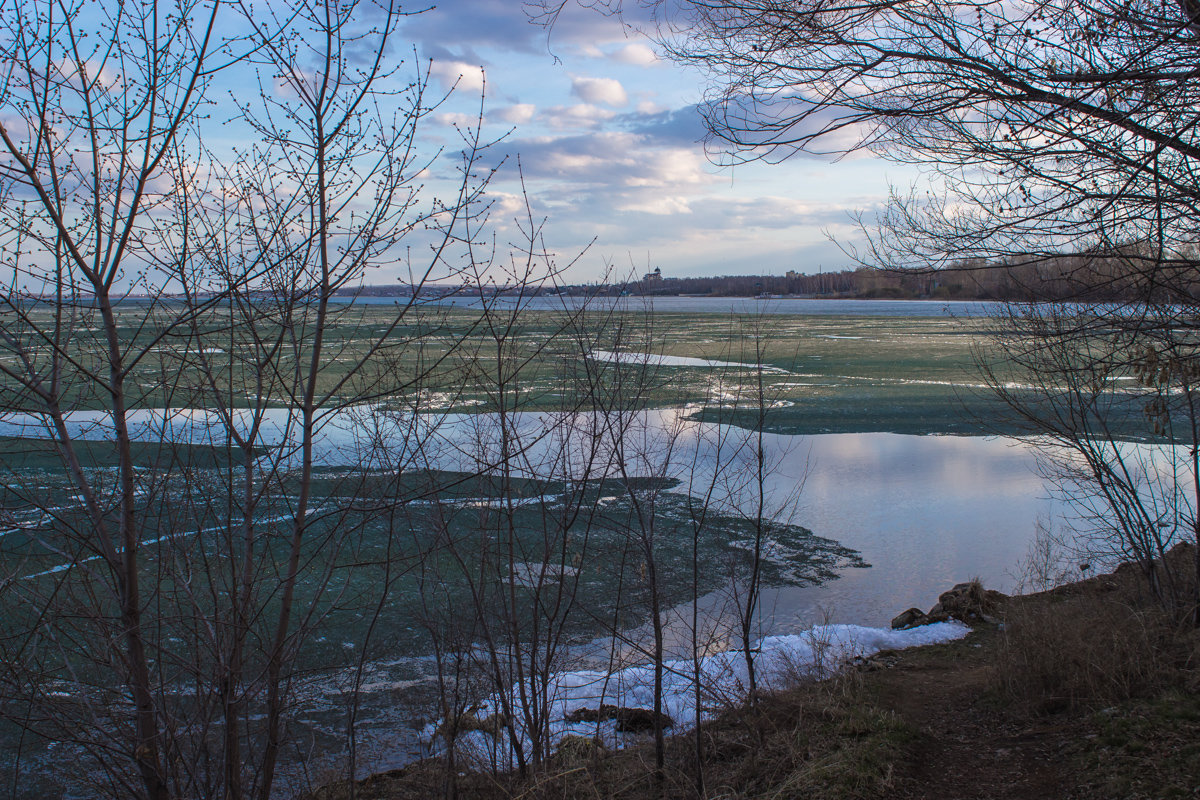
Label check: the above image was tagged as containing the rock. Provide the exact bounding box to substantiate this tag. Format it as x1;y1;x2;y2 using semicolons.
565;704;674;733
614;707;674;733
463;712;507;736
929;579;1007;623
891;607;927;629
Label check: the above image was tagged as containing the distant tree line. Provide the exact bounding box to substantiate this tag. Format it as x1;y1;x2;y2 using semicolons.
598;246;1200;301
342;243;1200;302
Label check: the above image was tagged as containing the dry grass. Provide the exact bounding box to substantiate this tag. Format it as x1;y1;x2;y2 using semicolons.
312;669;915;800
1072;688;1200;800
316;561;1200;800
994;581;1197;715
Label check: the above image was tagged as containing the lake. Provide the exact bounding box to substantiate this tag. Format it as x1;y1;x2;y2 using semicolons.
0;407;1052;620
298;413;1056;777
0;299;1070;792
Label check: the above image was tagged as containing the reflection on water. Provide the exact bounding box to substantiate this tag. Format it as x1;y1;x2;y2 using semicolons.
1;402;1051;626
760;433;1050;629
325;427;1052;777
0;403;1056;790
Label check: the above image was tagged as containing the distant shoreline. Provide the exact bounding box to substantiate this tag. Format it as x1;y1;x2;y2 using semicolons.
331;294;1002;319
332;289;994;302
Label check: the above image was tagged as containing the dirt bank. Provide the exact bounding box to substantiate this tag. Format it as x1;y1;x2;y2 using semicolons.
316;557;1200;799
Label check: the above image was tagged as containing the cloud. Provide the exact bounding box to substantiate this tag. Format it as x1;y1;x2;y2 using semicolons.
497;131;712;189
402;1;544;55
493;104;537;124
616;195;693;215
420;42;486;64
435;112;481;128
622;104;707;146
570;76;628;107
610;43;658;66
487;191;527;218
512;183;868;279
696;94;881;160
539;104;617;130
685;196;854;229
626;147;709;187
428;60;487;93
400;0;652;57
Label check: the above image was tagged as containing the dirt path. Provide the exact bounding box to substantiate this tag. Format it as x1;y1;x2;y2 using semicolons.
872;642;1076;800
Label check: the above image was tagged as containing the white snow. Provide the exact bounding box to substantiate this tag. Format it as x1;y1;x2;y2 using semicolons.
587;350;787;372
429;621;970;766
21;513;300;580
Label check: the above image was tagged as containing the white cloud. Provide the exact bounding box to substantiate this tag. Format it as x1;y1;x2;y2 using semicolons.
493;104;536;124
617;195;693;215
624;147;710;188
501;132;714;190
428;60;486;93
570;76;628;107
540;104;617;130
537;145;613;175
487;191;526;218
610;43;658;67
435;112;480;128
636;100;667;115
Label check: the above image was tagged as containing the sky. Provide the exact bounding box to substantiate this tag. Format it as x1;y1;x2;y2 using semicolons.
389;1;916;283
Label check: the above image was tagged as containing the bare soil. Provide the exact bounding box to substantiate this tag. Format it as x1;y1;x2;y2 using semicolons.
872;633;1076;799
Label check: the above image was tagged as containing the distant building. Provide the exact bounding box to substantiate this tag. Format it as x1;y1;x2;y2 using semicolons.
642;267;663;283
785;270;799;280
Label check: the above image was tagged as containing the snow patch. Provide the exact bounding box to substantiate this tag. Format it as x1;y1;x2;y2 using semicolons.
588;350;787;373
429;621;970;766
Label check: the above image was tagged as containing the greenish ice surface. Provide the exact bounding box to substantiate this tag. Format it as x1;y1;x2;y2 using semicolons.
0;305;1145;791
0;302;1128;437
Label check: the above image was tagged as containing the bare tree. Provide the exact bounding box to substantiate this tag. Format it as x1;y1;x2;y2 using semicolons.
0;0;247;794
977;298;1200;621
0;0;563;796
717;313;807;701
535;0;1200;623
410;244;625;783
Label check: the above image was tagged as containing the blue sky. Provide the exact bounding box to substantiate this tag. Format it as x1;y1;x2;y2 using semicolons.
391;1;915;282
3;0;918;290
195;0;924;286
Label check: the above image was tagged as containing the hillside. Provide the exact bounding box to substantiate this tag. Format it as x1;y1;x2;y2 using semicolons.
317;550;1200;799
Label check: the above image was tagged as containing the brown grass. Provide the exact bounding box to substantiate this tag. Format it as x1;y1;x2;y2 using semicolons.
994;577;1198;715
312;669;915;800
1071;688;1200;799
316;561;1200;800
